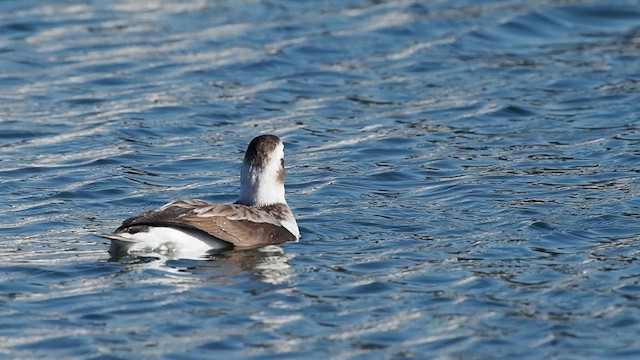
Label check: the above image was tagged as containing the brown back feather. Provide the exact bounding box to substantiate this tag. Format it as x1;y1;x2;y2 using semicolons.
115;200;296;248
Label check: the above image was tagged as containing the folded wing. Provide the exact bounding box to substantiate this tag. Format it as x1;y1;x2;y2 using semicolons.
115;199;297;248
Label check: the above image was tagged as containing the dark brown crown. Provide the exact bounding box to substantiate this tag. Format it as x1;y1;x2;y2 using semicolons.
244;134;282;167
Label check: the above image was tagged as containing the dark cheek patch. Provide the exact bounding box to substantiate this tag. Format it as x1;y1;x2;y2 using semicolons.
277;159;285;183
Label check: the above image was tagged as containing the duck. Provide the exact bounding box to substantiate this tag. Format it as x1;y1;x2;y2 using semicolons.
98;134;300;257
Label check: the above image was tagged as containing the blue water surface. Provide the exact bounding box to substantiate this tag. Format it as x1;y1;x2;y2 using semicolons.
1;0;639;358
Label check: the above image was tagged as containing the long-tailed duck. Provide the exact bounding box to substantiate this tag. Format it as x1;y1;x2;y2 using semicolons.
99;134;299;257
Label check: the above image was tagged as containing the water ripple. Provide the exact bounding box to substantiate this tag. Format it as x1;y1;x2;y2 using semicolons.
1;0;639;358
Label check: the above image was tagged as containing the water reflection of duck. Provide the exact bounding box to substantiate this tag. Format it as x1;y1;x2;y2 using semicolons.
113;245;293;285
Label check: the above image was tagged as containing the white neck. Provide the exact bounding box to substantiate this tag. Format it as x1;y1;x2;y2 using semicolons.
237;162;286;207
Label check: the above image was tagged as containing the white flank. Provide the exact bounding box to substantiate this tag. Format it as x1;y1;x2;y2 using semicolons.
112;227;228;256
278;212;300;240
